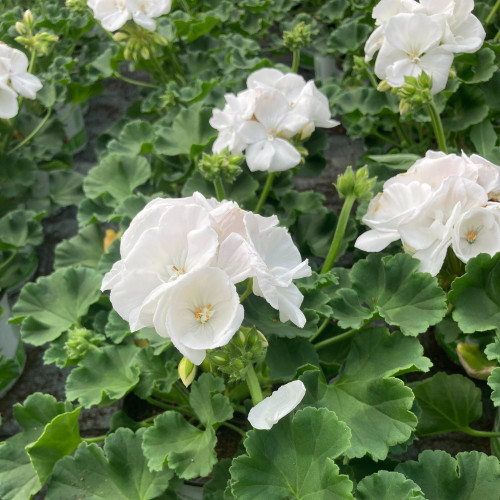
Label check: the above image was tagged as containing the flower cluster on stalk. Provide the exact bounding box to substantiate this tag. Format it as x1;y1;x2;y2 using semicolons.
87;0;172;32
366;0;485;94
210;68;339;173
355;151;500;276
0;43;42;119
102;192;311;364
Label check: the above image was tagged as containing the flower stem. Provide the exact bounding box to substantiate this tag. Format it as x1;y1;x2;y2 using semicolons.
114;73;159;88
314;317;373;350
150;54;170;84
83;435;106;444
214;177;225;201
427;100;447;153
485;0;500;25
0;250;18;274
308;318;330;343
461;427;500;438
221;421;246;437
239;278;253;303
245;364;263;405
255;172;275;214
291;50;300;73
8;107;52;154
321;194;356;274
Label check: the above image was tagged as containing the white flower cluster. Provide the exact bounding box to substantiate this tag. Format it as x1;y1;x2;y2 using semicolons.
87;0;171;32
102;192;311;364
210;68;339;173
366;0;486;94
355;151;500;276
0;44;42;119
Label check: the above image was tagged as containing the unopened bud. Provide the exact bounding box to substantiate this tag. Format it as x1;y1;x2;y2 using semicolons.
377;79;391;92
23;10;34;29
178;357;197;387
335;165;376;202
283;21;312;51
449;68;457;79
15;22;27;35
399;98;411;115
64;327;103;362
113;31;128;42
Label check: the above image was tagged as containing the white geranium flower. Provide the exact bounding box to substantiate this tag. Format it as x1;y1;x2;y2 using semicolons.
374;13;454;93
0;44;42;118
248;380;306;430
238;89;308;172
452;204;500;263
102;203;219;330
88;0;171;32
153;267;244;365
244;213;311;327
364;0;423;61
247;68;306;104
462;153;500;201
210;90;256;154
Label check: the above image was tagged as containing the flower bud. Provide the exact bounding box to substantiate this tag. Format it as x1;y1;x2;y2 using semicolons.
198;150;243;183
377;79;391;92
113;31;128;42
335;165;376;202
23;10;34;29
283;21;312;51
399;98;411;115
178;357;197;387
64;327;103;362
15;22;27;35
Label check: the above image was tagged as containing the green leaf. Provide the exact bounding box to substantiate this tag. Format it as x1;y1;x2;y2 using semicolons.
133;348;178;399
301;328;431;459
412;372;482;435
455;48;497;84
107;120;155;156
0;210;43;248
46;428;173;500
104;309;133;343
66;344;141;407
367;153;421;171
155;103;216;157
327;17;372;54
449;253;500;333
356;471;425;500
442;85;489;131
488;368;500;407
331;254;447;336
142;411;218;478
48;170;85;207
266;337;320;381
84;153;151;202
189;373;233;427
230;407;353;500
54;224;105;270
12;267;103;345
395;450;500;500
0;393;74;500
25;407;82;485
470;120;497;157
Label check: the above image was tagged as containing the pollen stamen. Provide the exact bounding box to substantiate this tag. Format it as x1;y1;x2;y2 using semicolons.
194;304;214;324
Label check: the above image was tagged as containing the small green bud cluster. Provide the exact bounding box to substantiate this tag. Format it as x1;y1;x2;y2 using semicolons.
64;327;104;363
207;327;268;382
15;10;58;55
65;0;88;12
116;23;168;62
283;22;312;51
198;149;244;183
161;90;177;109
335;165;376;202
378;72;433;115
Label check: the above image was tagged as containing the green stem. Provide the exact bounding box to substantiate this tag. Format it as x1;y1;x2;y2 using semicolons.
221;421;246;438
314;317;373;350
214;177;225;201
255;172;276;214
485;0;500;25
166;46;186;85
291;50;300;73
239;278;253;303
372;130;399;147
427;100;447;153
393;118;411;148
365;68;379;89
179;0;192;15
321;194;356;274
150;54;170;84
0;250;18;274
93;15;118;44
114;73;159;88
461;427;500;438
83;435;106;444
308;318;330;343
495;29;500;42
8;107;52;154
245;364;263;405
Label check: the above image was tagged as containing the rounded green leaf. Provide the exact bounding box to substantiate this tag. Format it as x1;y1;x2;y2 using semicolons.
0;210;43;248
449;253;500;333
11;267;103;345
230;407;353;500
488;368;500;407
356;471;425;500
395;450;500;500
412;372;482;435
47;429;173;500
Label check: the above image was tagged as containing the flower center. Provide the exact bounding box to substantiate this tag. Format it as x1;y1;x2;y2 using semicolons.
167;265;186;280
465;230;478;244
408;50;421;63
194;304;214;324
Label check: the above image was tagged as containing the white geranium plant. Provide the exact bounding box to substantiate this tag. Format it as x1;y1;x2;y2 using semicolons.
1;0;500;498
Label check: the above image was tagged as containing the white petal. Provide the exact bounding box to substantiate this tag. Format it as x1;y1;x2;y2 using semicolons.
248;380;306;430
355;229;401;252
0;84;19;119
247;68;284;89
